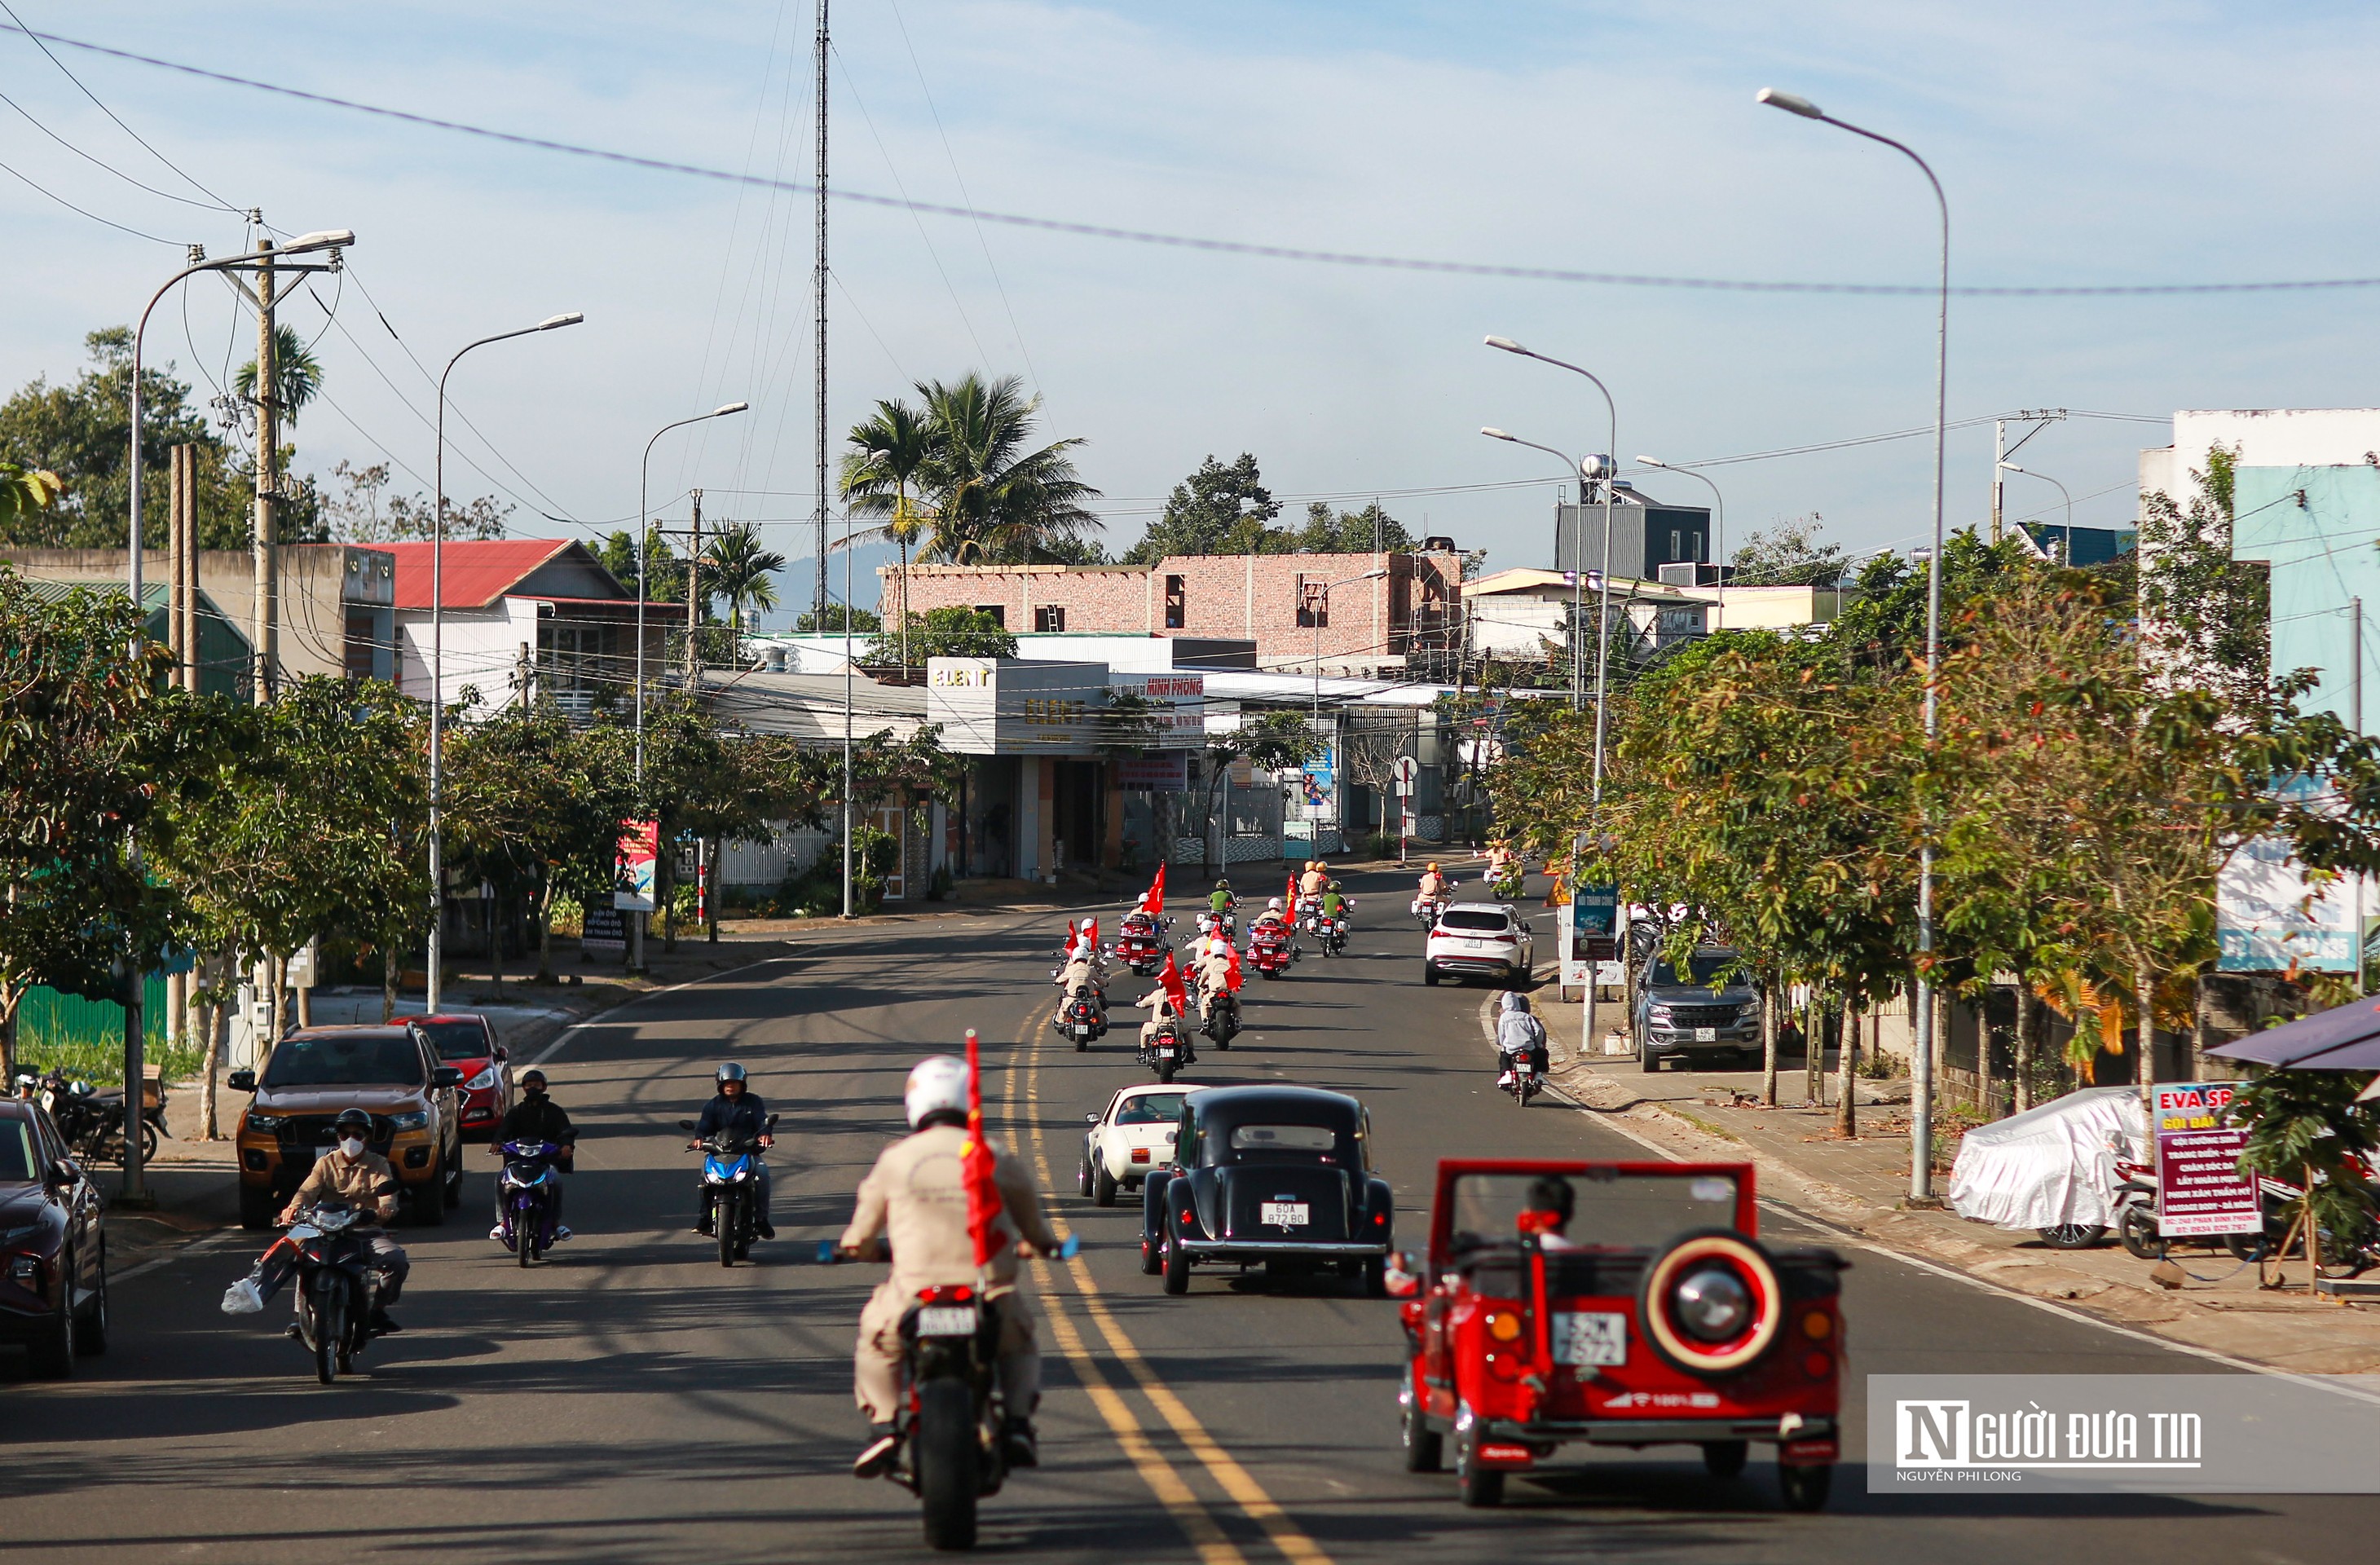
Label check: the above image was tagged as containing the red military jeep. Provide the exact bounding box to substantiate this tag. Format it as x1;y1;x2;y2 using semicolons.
1391;1157;1845;1510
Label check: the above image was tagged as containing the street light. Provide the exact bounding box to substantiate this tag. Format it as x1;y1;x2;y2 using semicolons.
1308;567;1391;725
1483;337;1620;809
427;310;584;1014
1636;456;1726;630
1760;84;1950;1202
1998;462;2071;555
121;227;355;1209
629;399;749;969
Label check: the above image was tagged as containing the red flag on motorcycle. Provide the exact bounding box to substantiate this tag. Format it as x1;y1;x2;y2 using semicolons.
1147;863;1167;915
1225;940;1245;992
1083;917;1099;952
959;1029;1007;1269
1064;919;1078;949
1285;873;1298;911
1158;949;1190;1016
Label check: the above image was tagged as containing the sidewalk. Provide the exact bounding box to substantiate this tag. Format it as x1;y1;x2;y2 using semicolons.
1517;987;2380;1375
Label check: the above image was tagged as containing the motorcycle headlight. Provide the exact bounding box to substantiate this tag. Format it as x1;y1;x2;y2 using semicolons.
464;1065;500;1091
245;1113;284;1131
386;1110;430;1131
732;1166;751;1183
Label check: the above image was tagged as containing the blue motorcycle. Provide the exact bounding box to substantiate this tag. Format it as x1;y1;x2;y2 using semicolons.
493;1140;566;1266
681;1114;776;1267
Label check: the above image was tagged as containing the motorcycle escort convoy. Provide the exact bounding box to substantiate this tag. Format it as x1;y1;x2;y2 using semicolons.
682;1113;778;1267
1054;985;1108;1051
1113;916;1168;976
1249;918;1296;979
491;1138;567;1266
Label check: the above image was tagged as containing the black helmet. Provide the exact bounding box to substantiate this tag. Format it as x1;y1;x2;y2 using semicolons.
716;1062;747;1087
519;1068;549;1090
333;1108;373;1136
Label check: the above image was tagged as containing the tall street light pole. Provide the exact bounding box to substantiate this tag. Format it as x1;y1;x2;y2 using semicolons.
1760;85;1950;1203
1309;567;1391;724
1636;455;1727;630
125;228;353;1207
632;401;749;972
1998;462;2071;556
428;311;584;1015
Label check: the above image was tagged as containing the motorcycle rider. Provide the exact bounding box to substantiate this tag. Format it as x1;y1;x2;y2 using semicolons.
1138;987;1193;1062
689;1063;774;1241
1416;862;1450;912
1250;897;1289;939
490;1067;577;1242
1056;931;1105;994
1320;879;1351;925
264;1107;410;1334
843;1056;1062;1476
1298;860;1329;901
1496;991;1549;1087
1193;934;1236;1024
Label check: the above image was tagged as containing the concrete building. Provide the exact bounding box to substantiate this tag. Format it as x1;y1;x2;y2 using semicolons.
1463;567;1710;663
1669;582;1844;633
15;576;252;698
884;546;1464;677
1554;484;1715;580
2;544;397;690
381;540;668;721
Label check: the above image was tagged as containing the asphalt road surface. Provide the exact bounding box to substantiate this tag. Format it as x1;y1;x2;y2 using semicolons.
6;867;2374;1562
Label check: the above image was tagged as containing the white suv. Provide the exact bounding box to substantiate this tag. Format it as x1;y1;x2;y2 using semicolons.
1423;902;1535;986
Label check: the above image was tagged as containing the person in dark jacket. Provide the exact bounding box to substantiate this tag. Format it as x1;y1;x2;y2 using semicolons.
491;1068;578;1241
689;1062;774;1239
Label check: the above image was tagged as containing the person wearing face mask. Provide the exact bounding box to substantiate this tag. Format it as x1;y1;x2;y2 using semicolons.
261;1108;411;1333
490;1068;577;1241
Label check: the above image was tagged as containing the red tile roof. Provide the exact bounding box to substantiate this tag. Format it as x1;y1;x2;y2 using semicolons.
381;540;578;610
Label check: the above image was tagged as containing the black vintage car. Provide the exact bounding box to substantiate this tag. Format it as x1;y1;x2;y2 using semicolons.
0;1099;108;1376
1139;1085;1395;1296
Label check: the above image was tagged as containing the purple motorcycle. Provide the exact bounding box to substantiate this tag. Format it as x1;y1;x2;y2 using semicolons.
492;1139;566;1265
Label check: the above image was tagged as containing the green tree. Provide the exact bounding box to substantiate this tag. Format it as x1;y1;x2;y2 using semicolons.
0;460;62;522
911;373;1104;565
842;397;937;663
328;460;513;544
2136;444;2268;708
866;605;1017;664
1729;514;1847;587
703;522;787;637
796;603;882;633
1123;453;1283;562
598;526;686;604
2232;1070;2379;1287
1294;500;1410;554
232;324;325;427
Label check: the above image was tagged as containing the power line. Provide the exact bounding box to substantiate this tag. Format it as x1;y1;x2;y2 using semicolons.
0;151;183;244
0;85;229;214
20;22;2380;302
0;4;240;214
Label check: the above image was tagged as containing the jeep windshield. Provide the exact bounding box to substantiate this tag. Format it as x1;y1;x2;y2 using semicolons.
261;1034;425;1089
1649;952;1741;989
1445;1169;1739;1256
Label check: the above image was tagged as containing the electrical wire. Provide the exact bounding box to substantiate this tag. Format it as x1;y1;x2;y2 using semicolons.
0;85;230;214
0;150;183;243
20;22;2380;301
0;4;240;214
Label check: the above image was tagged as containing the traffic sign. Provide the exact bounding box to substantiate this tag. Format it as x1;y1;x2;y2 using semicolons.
1391;756;1418;789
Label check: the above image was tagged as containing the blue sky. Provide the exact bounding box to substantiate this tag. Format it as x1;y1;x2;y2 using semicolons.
7;2;2380;622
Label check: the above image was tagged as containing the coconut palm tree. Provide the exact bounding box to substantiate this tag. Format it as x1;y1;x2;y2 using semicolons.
233;324;324;426
840;397;935;668
701;522;787;641
913;373;1102;567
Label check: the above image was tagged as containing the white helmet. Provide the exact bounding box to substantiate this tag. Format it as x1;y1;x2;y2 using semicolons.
904;1056;970;1128
1267;897;1283;911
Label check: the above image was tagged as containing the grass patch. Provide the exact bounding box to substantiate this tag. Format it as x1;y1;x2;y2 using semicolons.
1667;1107;1745;1143
15;1031;207;1089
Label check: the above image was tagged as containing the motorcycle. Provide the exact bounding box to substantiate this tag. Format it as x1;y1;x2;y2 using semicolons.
284;1201;378;1385
13;1066;164;1166
1139;1018;1194;1085
681;1113;777;1267
1053;986;1108;1051
1297;895;1325;937
1195;907;1238;941
493;1139;566;1266
1489;866;1526;901
1317;911;1351;958
1114;923;1166;976
1197;985;1241;1049
1496;1046;1544;1108
1249;924;1295;979
1411;894;1448;928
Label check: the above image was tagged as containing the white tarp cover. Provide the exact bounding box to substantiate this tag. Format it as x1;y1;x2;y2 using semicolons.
1946;1087;2149;1231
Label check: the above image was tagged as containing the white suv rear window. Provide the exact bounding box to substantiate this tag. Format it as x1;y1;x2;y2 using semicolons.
1439;909;1510;932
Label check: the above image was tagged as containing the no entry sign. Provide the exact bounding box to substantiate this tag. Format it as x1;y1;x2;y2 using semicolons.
2153;1082;2259;1237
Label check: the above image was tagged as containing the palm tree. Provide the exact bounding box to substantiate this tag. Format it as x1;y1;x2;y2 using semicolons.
840;398;935;668
233;324;324;426
913;373;1102;568
702;523;787;641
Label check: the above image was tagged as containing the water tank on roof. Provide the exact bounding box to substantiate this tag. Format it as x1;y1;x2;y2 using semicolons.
1421;535;1456;553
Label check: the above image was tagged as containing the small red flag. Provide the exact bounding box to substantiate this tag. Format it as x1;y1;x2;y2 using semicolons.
960;1029;1007;1270
1285;874;1298;911
1064;919;1078;948
1148;863;1167;915
1083;917;1100;951
1158;949;1190;1017
1225;941;1244;993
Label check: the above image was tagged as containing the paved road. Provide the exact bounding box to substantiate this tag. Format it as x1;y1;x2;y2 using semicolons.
6;867;2374;1561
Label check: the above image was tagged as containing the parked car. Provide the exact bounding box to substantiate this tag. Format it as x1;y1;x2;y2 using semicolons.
1423;903;1536;987
0;1100;107;1376
231;1025;466;1230
1140;1084;1395;1295
1392;1157;1846;1510
408;1013;511;1139
1635;947;1761;1071
1078;1083;1209;1206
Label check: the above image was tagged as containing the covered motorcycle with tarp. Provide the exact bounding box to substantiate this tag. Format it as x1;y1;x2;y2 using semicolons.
1946;1086;2147;1248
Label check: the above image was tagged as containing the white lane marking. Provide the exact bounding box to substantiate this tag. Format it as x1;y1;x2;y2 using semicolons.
527;953;798;1068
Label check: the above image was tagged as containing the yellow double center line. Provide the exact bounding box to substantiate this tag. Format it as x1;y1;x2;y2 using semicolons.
1004;1016;1332;1565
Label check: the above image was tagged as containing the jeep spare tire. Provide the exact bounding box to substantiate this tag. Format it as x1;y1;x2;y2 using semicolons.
1637;1228;1784;1378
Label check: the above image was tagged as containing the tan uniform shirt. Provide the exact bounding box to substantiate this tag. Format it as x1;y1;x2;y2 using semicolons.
839;1124;1060;1293
1298;870;1327;897
281;1148;400;1225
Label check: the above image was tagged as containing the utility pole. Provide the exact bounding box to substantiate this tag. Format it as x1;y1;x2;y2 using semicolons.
686;487;704;690
251;234;278;704
813;0;831;619
1990;418;2005;544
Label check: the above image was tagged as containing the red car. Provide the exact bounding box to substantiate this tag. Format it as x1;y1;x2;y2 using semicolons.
408;1014;512;1139
1392;1157;1845;1511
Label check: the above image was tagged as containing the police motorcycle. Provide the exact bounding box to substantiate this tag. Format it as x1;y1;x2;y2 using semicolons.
1249;917;1296;979
492;1139;566;1266
681;1113;777;1267
1141;1007;1196;1086
1190;972;1241;1049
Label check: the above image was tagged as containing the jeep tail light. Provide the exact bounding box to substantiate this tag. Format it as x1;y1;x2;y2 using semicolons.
1803;1349;1834;1379
1800;1308;1833;1342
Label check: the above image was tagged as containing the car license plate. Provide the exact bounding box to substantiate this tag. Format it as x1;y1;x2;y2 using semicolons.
1260;1201;1309;1227
1693;1026;1717;1042
1551;1311;1628;1366
915;1305;979;1338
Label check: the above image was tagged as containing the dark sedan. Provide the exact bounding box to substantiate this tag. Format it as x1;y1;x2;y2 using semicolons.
1140;1084;1395;1297
0;1100;107;1376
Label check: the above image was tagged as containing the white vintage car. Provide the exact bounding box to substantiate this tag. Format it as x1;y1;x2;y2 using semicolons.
1077;1082;1209;1206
